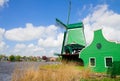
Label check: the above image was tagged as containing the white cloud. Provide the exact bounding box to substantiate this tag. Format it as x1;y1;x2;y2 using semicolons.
0;28;7;52
5;23;45;41
13;43;45;56
38;33;63;48
0;0;9;7
45;25;58;37
0;28;5;41
36;32;63;56
0;41;8;51
5;23;60;42
14;43;26;51
79;4;93;17
103;27;120;42
83;4;120;44
5;24;64;56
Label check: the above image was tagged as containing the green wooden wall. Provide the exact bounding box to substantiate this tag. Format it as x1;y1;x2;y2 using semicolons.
79;29;120;73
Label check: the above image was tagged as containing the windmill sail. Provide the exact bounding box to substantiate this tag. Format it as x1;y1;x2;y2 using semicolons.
65;22;86;46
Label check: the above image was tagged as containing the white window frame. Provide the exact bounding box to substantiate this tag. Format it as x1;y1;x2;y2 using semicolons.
89;57;96;67
104;56;113;68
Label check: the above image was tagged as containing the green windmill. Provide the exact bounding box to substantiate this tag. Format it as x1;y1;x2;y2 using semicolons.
55;1;86;62
56;19;86;61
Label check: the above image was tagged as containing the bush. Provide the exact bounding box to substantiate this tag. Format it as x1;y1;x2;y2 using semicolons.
9;55;15;62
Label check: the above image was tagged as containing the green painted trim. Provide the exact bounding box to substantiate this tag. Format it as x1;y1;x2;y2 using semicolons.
67;22;83;29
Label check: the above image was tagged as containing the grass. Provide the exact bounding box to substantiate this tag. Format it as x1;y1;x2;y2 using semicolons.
11;62;120;81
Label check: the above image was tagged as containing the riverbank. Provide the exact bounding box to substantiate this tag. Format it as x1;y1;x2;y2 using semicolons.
0;62;59;81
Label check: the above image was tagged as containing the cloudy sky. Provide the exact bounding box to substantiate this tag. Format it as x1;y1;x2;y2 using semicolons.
0;0;120;57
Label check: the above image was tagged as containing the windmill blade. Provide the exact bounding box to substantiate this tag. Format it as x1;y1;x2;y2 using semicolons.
56;18;68;29
67;0;71;25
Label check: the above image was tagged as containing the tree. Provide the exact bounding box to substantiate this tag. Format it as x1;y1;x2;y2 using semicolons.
28;56;33;61
33;56;37;61
22;56;27;61
15;55;21;61
42;56;48;60
9;55;15;62
0;55;3;60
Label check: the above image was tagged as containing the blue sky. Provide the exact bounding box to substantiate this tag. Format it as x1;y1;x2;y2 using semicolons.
0;0;120;56
1;0;120;29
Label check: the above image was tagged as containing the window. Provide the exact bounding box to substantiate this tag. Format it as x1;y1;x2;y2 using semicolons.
89;57;96;67
105;57;113;67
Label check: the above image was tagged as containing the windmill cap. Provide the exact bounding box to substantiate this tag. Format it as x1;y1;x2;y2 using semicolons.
67;22;83;29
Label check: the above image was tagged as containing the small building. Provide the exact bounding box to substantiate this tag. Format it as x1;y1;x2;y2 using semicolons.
49;57;57;62
79;29;120;75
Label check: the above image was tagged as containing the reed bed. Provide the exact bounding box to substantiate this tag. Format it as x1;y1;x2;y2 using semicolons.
12;62;119;81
